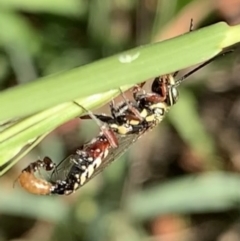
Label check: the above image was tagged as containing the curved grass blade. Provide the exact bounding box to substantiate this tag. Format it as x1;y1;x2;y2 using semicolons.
127;172;240;220
0;87;131;171
0;23;240;121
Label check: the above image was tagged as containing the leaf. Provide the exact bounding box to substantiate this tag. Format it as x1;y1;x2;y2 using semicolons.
127;172;240;220
0;22;240;120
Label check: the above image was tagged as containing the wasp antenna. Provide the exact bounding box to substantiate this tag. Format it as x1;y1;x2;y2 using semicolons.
84;110;104;128
110;98;115;107
73;101;106;129
189;18;194;32
118;87;129;103
175;50;234;87
13;175;19;188
173;19;194;78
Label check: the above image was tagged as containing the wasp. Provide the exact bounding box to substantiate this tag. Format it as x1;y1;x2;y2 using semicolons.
18;50;232;195
92;20;195;136
93;74;180;137
95;49;233;138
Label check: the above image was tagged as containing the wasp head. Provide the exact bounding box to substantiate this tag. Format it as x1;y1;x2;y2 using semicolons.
151;74;179;106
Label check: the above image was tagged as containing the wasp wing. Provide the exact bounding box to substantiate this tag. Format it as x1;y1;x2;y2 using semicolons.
84;123;158;185
87;132;140;182
50;122;157;189
50;154;76;182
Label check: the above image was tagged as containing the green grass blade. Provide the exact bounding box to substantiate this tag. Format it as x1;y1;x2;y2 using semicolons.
0;133;48;175
127;172;240;220
0;87;130;169
0;191;68;221
168;89;220;168
0;0;85;16
0;22;240;121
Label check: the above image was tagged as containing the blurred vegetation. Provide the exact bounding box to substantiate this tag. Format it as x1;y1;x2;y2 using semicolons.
1;0;240;241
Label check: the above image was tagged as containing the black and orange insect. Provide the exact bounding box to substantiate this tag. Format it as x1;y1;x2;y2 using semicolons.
18;49;232;195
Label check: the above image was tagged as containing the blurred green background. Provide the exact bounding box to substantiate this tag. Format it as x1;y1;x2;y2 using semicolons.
1;0;240;241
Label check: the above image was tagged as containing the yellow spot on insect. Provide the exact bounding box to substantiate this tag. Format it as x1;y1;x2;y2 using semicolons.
146;115;155;122
140;109;148;118
117;125;131;135
80;173;87;185
150;103;167;110
74;182;79;190
129;120;140;125
94;157;102;168
87;165;94;178
64;190;73;195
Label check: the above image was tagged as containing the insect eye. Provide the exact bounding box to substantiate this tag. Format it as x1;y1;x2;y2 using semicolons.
168;86;179;105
